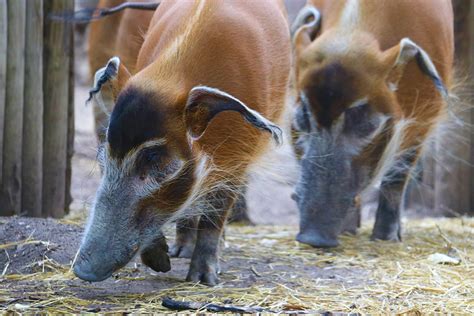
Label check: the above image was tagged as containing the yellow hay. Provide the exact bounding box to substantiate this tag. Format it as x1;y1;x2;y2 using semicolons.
1;217;473;313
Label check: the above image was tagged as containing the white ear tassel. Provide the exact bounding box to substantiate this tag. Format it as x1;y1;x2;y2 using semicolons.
89;56;121;116
291;5;321;39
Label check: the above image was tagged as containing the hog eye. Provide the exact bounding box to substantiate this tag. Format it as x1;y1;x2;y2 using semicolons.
149;159;182;182
343;103;380;137
135;145;167;172
134;144;183;183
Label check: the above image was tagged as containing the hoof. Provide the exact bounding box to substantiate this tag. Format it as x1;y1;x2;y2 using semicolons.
186;269;220;286
371;222;401;242
186;258;220;286
370;230;401;242
169;242;194;258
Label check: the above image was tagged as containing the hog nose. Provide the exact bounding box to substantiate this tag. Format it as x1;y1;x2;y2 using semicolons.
73;255;113;282
296;230;339;248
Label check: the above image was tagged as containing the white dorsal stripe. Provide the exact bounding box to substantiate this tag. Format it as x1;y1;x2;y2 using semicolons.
339;0;360;30
161;0;207;62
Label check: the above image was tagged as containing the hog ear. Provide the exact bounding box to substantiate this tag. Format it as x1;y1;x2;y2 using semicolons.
87;56;131;115
184;86;283;145
291;5;321;54
382;38;448;98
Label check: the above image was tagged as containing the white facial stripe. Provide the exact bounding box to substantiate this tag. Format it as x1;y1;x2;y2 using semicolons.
300;92;310;107
136;159;186;198
103;138;168;179
124;138;167;171
332;112;345;135
348;97;368;109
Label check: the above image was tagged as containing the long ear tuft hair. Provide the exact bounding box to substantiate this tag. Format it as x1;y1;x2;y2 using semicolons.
291;5;321;47
87;56;120;104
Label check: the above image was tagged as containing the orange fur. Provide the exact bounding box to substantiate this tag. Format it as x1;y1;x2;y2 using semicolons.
126;0;291;182
294;0;454;159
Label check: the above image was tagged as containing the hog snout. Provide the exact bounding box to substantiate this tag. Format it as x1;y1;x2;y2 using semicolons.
296;229;340;248
73;239;139;282
73;252;115;282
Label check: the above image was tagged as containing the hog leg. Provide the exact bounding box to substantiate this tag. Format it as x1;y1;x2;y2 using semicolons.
341;204;361;235
371;148;418;241
169;216;199;258
186;190;235;286
141;235;171;273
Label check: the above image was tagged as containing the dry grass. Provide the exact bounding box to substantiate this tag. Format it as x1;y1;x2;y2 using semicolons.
1;217;473;314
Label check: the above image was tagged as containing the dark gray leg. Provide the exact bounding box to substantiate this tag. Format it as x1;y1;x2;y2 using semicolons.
186;190;234;286
169;216;199;258
341;203;361;235
371;150;417;241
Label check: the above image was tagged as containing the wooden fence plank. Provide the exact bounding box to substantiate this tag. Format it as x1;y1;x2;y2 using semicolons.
0;0;26;215
0;0;7;187
65;28;75;214
22;0;43;217
42;0;74;218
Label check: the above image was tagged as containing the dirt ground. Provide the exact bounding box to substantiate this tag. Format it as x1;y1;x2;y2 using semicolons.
0;216;366;313
0;216;472;313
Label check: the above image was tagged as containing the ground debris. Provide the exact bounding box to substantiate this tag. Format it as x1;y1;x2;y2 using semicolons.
162;297;270;313
0;216;473;313
428;253;461;265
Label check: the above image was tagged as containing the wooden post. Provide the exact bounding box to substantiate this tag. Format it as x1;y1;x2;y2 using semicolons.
65;28;75;213
0;0;7;187
434;0;472;216
42;0;74;218
22;0;43;217
0;0;26;216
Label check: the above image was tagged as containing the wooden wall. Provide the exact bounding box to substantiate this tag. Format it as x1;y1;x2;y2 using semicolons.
0;0;74;218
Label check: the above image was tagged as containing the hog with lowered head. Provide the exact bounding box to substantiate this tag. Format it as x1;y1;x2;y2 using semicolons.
291;0;453;247
73;0;291;286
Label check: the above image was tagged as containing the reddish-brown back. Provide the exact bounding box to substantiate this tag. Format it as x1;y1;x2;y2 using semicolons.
126;0;292;175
